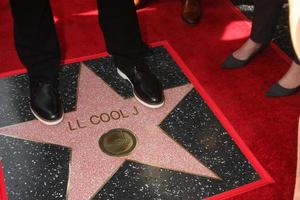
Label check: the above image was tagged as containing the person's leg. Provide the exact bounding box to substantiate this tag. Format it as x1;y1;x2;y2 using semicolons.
250;0;284;44
97;0;164;108
278;60;300;89
10;0;63;125
237;0;285;59
10;0;60;84
222;0;284;68
236;0;284;60
266;60;300;96
97;0;148;68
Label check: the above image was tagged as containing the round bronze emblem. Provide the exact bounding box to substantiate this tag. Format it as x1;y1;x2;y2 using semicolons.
99;128;137;157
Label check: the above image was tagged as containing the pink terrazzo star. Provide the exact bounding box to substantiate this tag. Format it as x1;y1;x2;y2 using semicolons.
0;63;219;200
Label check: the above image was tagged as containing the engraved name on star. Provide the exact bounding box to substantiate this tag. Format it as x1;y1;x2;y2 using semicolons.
0;63;220;200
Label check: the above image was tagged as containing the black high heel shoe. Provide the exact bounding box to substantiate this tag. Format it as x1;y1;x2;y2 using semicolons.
266;83;299;97
221;45;267;69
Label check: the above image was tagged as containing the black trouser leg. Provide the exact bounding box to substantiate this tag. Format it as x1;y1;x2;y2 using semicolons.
250;0;284;44
250;0;300;63
10;0;60;84
10;0;147;82
97;0;148;70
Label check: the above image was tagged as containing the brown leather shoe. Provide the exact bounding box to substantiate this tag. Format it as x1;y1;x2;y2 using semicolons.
134;0;151;9
182;0;201;25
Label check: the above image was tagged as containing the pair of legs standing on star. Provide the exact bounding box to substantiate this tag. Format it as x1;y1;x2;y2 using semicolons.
222;0;300;96
10;0;164;125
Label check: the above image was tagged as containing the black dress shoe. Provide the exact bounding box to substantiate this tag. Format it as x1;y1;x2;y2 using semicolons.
117;64;164;108
222;45;267;69
266;83;299;97
30;81;64;125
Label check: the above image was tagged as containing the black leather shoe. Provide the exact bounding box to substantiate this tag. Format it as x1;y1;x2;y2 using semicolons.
30;81;64;125
222;45;267;69
266;83;299;97
117;65;164;108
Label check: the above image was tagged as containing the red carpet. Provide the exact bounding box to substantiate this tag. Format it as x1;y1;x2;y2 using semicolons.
1;0;299;199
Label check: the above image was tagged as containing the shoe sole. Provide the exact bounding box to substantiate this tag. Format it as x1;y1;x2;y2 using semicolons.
30;106;64;126
181;15;200;26
117;68;165;109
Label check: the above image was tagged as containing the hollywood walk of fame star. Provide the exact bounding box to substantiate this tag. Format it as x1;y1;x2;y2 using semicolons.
0;63;220;200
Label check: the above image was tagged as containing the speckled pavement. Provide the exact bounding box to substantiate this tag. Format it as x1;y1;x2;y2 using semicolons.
0;45;272;200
